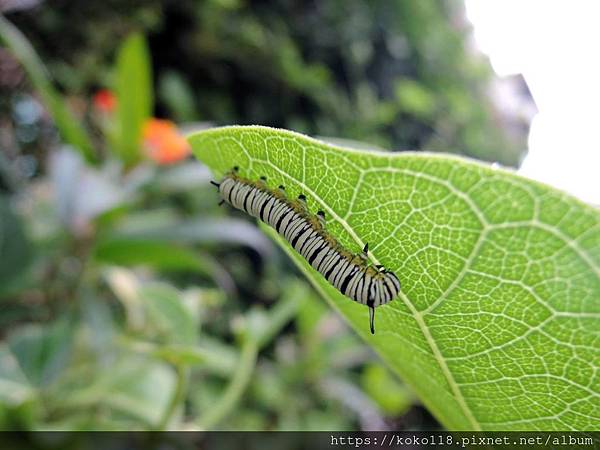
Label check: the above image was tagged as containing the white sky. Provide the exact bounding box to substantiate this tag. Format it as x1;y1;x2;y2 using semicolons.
465;0;600;205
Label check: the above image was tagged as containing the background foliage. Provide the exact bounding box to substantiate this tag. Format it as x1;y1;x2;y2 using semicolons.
4;0;528;164
0;0;542;432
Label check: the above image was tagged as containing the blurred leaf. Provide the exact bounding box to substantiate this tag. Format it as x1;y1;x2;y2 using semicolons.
150;341;237;373
64;357;175;428
0;345;34;406
125;335;238;376
103;267;145;331
95;239;204;271
197;279;306;430
361;364;413;416
141;284;197;346
109;208;180;233
316;136;387;152
154;162;212;192
0;15;96;163
49;148;127;229
296;292;327;341
190;126;600;431
0;196;32;297
394;78;436;119
151;344;213;367
7;318;74;388
318;376;385;430
116;218;275;258
250;365;287;412
114;32;152;166
94;237;237;295
251;279;307;347
81;292;116;359
159;70;197;122
96;238;238;298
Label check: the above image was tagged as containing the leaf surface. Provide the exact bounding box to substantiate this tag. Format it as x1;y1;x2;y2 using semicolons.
188;125;600;430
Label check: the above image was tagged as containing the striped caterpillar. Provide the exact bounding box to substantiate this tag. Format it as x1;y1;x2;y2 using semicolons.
211;167;400;334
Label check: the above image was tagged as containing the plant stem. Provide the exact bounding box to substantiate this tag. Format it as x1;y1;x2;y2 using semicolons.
157;364;189;430
196;337;258;430
194;281;306;429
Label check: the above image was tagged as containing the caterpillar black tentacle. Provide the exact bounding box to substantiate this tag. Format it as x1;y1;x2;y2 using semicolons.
215;169;400;334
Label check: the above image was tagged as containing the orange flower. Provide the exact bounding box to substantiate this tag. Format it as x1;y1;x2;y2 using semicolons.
93;89;117;113
142;118;191;165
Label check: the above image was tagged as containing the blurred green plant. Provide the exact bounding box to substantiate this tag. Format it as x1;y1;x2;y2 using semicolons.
113;32;152;166
1;15;414;432
190;126;600;431
0;15;96;163
0;195;32;296
4;0;529;166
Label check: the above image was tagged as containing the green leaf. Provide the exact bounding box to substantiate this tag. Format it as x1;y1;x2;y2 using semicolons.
394;78;436;119
140;284;197;346
95;237;238;297
94;238;205;271
0;344;35;406
111;218;275;258
7;319;74;388
159;70;197;122
61;357;175;428
361;364;413;416
189;125;600;431
114;32;152;166
0;16;96;163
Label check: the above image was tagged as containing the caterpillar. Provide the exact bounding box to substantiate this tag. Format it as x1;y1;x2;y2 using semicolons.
210;167;400;334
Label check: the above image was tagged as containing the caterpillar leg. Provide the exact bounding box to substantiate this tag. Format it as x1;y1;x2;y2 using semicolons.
362;243;369;257
298;194;307;210
317;210;326;227
211;181;224;206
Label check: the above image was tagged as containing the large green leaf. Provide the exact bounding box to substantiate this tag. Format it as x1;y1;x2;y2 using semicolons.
114;32;152;166
0;15;96;163
188;126;600;431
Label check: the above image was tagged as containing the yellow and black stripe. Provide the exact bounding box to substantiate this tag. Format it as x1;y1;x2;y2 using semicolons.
212;168;400;334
